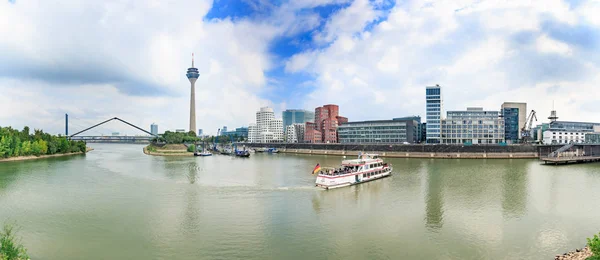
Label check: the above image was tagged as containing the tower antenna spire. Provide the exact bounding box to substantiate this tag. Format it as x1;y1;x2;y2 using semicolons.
192;53;194;68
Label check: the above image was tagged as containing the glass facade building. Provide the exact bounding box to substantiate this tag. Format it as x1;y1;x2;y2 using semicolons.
338;120;418;144
393;116;422;143
282;109;314;133
150;123;158;136
585;133;600;144
426;85;442;143
501;102;526;143
502;108;519;143
441;108;505;144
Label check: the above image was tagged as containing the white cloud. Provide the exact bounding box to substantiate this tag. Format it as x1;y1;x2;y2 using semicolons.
0;0;277;135
536;34;572;56
294;0;600;124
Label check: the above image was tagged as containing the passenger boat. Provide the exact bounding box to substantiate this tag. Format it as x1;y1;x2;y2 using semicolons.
314;153;392;190
266;148;278;153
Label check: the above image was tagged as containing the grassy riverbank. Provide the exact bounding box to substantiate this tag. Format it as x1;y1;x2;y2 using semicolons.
144;144;193;156
0;147;93;163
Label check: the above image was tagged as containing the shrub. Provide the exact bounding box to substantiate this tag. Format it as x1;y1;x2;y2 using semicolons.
0;223;29;260
588;232;600;259
187;145;195;152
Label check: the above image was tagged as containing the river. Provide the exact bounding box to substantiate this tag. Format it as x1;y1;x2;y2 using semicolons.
1;144;599;259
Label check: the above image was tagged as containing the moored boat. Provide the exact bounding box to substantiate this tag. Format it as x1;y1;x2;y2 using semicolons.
314;153;392;189
194;151;212;156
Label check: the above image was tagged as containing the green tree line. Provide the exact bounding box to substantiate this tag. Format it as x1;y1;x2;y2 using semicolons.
0;126;87;158
153;131;246;144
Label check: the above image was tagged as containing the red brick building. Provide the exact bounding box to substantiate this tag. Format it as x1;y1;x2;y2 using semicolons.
304;122;322;143
306;104;346;143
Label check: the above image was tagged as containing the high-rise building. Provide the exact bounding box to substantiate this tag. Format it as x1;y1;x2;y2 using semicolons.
286;123;305;143
186;53;200;133
248;123;258;143
150;123;158;136
222;126;228;133
249;107;284;143
310;104;346;143
501;102;527;144
304;122;321;143
198;129;203;137
441;107;505;144
426;85;442;143
282;109;314;133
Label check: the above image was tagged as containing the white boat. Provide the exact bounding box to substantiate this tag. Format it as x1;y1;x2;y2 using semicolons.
315;153;392;190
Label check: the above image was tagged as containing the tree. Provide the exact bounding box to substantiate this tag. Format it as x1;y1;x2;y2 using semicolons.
20;141;31;156
0;136;10;158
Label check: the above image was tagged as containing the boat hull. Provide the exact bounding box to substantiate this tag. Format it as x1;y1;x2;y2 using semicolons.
315;168;392;190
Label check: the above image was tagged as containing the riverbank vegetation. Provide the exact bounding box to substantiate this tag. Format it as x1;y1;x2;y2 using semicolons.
0;223;29;260
0;126;86;159
588;232;600;260
152;131;244;144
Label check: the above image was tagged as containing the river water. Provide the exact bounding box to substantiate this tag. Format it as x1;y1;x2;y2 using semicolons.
1;144;600;259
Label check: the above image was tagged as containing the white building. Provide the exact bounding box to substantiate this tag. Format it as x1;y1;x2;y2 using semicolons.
250;107;284;143
285;123;305;143
248;123;258;143
542;129;586;145
441;107;505;144
269;118;283;142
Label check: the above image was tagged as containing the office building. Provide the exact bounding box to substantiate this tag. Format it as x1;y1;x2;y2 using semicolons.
304;122;322;143
198;129;203;137
236;127;249;138
222;126;228;133
501;102;527;144
338;119;419;144
441;107;505;144
282;109;314;132
286;123;305;143
175;129;186;133
543;129;587;144
542;121;600;144
249;107;284;143
393;116;422;143
248;123;258;143
426;85;443;143
150;123;158;136
309;104;347;143
585;133;600;143
186;54;200;133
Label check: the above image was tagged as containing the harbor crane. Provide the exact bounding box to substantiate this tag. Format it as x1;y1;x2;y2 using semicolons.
520;110;537;143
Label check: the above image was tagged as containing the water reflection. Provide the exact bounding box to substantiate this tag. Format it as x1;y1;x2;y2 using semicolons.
181;161;200;236
501;160;528;219
186;162;199;184
425;162;444;230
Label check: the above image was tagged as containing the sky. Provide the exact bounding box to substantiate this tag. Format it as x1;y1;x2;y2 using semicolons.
1;0;600;136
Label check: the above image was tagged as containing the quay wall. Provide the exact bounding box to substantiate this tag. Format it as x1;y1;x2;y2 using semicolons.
245;143;539;159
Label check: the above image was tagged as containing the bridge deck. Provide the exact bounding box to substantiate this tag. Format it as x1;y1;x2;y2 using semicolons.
540;156;600;165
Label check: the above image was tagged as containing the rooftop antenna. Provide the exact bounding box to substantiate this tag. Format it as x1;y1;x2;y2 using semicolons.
548;100;558;122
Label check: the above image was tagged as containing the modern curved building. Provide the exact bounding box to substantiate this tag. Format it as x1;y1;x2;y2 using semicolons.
186;54;200;133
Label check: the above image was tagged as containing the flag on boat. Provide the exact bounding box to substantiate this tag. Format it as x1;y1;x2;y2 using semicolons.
312;163;321;175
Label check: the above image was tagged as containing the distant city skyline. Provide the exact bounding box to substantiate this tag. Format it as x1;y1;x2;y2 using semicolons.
1;0;600;136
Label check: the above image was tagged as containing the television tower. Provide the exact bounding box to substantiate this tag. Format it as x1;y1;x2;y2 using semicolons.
186;53;199;133
548;101;558;122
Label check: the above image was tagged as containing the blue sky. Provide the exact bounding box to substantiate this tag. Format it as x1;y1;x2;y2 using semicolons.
1;0;600;135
